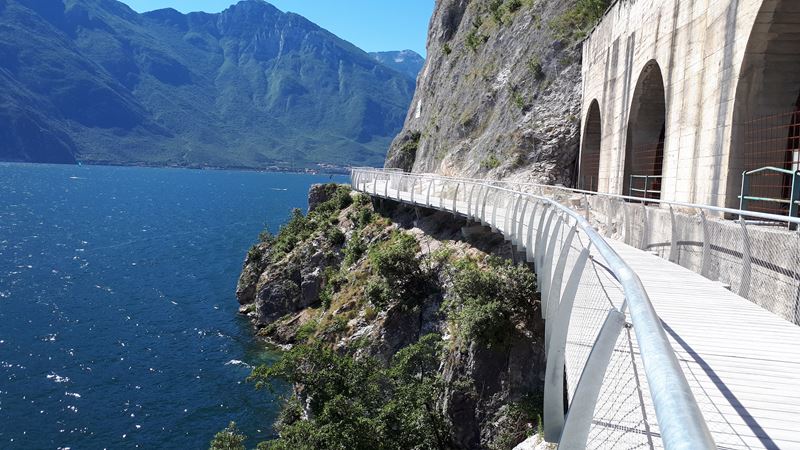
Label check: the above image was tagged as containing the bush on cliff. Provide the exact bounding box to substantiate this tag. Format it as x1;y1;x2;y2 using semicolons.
444;256;537;347
247;334;449;449
253;184;353;262
551;0;611;42
366;231;434;309
209;422;246;450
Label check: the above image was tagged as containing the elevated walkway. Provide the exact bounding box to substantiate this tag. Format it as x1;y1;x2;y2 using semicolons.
611;241;800;449
352;168;800;450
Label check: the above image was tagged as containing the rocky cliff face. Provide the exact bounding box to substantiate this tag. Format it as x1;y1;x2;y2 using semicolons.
386;0;583;186
236;185;546;448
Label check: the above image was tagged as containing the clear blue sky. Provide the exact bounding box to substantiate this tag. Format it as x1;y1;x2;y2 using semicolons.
121;0;434;55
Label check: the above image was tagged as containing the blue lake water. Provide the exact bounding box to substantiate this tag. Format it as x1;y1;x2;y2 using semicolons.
0;163;347;449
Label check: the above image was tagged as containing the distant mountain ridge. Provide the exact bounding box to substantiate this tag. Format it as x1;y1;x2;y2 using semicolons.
369;50;425;81
0;0;416;169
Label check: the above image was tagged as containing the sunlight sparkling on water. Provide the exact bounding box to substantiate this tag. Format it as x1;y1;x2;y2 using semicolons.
0;163;346;449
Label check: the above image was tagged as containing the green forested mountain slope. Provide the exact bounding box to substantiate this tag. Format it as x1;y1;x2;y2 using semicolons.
0;0;415;168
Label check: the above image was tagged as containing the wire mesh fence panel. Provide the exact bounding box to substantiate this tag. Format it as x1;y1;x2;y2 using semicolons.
703;217;750;296
587;329;656;450
738;216;800;324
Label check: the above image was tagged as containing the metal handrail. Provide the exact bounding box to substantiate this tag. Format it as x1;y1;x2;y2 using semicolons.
351;168;715;450
739;166;800;218
352;167;800;226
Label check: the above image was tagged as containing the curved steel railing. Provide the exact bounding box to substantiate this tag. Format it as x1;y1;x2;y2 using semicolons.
354;167;800;325
351;167;715;450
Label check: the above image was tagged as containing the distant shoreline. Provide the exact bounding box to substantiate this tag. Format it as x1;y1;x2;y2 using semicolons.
0;159;359;176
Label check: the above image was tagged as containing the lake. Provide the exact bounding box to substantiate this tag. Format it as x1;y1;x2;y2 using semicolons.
0;163;347;449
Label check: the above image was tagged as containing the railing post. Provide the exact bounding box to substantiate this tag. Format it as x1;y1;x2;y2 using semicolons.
526;202;540;263
536;208;556;295
641;202;649;251
669;205;679;263
544;247;589;442
384;174;389;198
739;217;752;299
439;181;445;209
558;309;626;449
508;194;521;241
490;191;502;232
516;198;530;246
452;182;460;214
790;171;800;221
467;183;476;219
739;170;749;211
481;186;491;225
623;201;631;245
545;224;579;349
700;210;711;278
541;214;564;319
426;178;434;206
372;177;377;195
410;176;417;204
583;193;590;222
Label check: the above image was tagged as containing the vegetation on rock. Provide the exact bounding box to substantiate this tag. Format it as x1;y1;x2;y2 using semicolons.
551;0;612;42
209;422;247;450
232;188;546;449
247;335;447;450
443;257;538;348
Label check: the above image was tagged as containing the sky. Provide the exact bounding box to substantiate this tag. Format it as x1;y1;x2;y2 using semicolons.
121;0;434;56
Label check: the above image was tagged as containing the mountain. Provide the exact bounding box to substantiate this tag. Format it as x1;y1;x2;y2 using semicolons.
0;0;416;169
369;50;425;81
385;0;583;186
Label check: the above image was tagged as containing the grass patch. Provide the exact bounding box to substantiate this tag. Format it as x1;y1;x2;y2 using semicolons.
481;154;501;170
550;0;611;42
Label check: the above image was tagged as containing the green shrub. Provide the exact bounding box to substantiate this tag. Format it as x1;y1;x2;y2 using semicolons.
209;422;246;450
365;278;391;309
510;85;527;110
247;244;265;262
258;229;275;244
528;56;545;80
324;226;346;246
443;42;452;55
295;319;318;342
323;315;348;334
320;267;346;309
444;257;537;347
250;336;449;449
343;230;367;267
312;185;353;219
551;0;611;42
367;232;432;308
465;30;488;52
481;155;501;170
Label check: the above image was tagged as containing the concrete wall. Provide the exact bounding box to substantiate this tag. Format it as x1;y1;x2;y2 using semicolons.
580;0;800;208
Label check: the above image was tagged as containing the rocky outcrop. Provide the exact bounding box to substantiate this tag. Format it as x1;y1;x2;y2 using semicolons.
236;186;546;449
386;0;583;185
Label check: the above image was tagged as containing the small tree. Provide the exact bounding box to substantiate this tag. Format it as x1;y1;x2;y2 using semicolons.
209;422;246;450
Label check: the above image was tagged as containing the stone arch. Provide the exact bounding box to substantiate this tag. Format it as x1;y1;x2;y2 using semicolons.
624;60;666;200
579;100;602;191
730;0;800;216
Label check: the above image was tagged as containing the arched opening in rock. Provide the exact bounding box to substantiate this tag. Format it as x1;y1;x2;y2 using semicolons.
730;0;800;217
579;100;602;191
624;60;666;200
